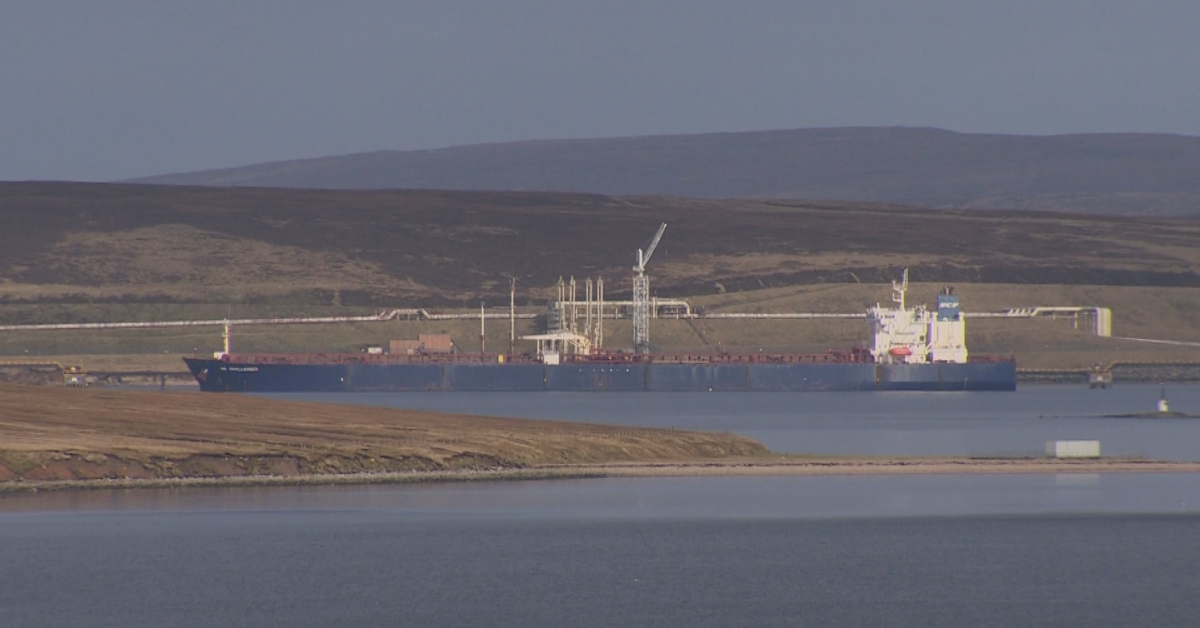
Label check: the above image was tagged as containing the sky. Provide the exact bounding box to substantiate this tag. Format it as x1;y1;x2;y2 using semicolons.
2;1;1198;181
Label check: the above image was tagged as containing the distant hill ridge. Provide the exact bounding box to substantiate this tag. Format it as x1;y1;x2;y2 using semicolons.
129;127;1200;215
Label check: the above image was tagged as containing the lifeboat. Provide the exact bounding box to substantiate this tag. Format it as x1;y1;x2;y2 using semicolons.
888;347;913;357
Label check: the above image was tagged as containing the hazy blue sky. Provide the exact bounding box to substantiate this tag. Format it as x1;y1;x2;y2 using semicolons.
2;1;1197;181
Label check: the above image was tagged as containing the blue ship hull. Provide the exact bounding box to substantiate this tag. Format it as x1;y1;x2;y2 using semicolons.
183;358;1016;392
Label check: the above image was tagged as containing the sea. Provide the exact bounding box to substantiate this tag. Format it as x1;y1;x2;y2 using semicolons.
2;384;1198;627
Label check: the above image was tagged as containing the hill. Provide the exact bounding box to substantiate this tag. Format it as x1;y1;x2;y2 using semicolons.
4;182;1200;312
5;182;1200;368
3;182;1200;312
127;127;1200;216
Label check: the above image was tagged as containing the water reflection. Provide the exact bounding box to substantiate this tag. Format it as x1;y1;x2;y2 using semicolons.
3;473;1198;518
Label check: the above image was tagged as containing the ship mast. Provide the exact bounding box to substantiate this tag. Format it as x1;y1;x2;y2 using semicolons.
509;277;516;354
892;268;910;311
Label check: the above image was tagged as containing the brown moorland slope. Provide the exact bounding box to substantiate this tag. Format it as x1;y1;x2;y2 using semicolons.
128;127;1200;216
3;182;1200;310
0;384;767;484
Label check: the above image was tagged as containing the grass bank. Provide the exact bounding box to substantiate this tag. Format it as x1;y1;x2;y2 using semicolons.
0;384;766;486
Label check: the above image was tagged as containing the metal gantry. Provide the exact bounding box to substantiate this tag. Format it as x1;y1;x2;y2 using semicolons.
633;223;667;353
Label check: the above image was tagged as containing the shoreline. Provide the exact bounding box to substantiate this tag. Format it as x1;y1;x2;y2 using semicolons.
5;457;1199;495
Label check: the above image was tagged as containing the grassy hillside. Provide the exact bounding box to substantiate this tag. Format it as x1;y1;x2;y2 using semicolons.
0;385;767;483
5;182;1200;371
128;127;1200;216
4;182;1200;311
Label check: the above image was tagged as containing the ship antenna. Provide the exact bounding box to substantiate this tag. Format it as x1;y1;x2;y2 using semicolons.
892;268;909;311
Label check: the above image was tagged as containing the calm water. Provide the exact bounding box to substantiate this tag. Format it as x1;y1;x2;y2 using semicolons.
3;385;1200;626
272;384;1200;460
2;475;1199;627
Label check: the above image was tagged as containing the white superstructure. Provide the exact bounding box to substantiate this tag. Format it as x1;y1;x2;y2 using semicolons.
867;269;969;364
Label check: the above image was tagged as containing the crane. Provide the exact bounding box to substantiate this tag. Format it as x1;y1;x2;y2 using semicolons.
632;223;667;353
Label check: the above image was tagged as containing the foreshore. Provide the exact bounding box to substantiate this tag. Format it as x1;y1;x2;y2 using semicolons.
0;383;764;490
4;383;1199;496
4;456;1199;495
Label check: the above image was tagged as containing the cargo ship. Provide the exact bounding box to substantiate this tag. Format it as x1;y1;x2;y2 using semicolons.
183;272;1016;392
